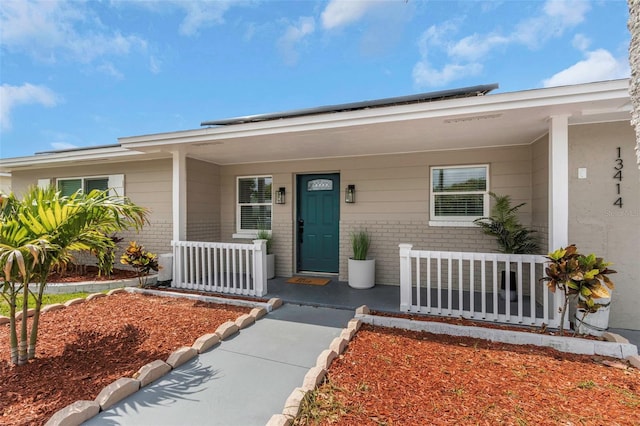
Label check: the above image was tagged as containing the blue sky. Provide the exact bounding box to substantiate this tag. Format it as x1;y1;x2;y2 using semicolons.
0;0;631;159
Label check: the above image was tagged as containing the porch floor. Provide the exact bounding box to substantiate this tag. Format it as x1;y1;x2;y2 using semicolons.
261;276;544;319
262;276;400;312
176;276;640;347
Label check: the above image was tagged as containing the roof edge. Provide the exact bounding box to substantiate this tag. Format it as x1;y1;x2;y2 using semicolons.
200;83;499;126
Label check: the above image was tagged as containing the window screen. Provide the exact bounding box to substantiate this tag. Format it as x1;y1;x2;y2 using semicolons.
431;166;488;221
237;176;272;231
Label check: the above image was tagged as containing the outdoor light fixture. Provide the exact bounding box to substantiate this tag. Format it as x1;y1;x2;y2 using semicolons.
345;184;355;203
275;187;286;204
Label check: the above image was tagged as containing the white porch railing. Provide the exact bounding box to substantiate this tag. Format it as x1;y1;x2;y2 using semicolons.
399;244;567;329
172;240;267;296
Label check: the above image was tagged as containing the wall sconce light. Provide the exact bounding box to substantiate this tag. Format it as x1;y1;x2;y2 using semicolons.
275;187;286;204
345;184;355;203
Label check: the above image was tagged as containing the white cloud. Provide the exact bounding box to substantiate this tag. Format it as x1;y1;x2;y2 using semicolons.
572;34;591;51
0;0;147;64
149;56;161;74
0;83;59;131
544;0;590;26
513;0;590;48
542;49;630;87
321;0;377;30
96;62;124;80
412;61;482;87
413;21;484;87
448;33;509;62
127;0;239;36
412;0;592;88
176;1;232;36
50;142;78;151
278;17;315;66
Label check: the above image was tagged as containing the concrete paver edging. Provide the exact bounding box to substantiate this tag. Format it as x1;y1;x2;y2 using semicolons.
133;360;172;388
38;275;156;295
166;346;198;368
95;377;140;411
44;400;100;426
267;304;640;426
45;289;276;426
126;286;274;312
266;314;363;426
355;310;639;361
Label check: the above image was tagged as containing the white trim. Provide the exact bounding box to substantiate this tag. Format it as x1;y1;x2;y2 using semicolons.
118;80;630;149
429;164;490;224
428;221;477;227
108;174;124;197
56;174;124;196
236;175;273;233
548;115;569;251
172;150;187;241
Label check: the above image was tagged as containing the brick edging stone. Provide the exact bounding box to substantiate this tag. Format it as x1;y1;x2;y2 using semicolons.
45;292;281;426
266;308;365;426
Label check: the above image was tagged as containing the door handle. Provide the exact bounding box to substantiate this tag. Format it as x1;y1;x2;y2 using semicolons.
298;219;304;243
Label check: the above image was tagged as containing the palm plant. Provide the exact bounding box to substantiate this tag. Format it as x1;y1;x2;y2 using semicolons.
0;186;148;365
473;192;539;254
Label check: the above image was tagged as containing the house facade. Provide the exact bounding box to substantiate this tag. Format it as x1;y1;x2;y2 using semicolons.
2;79;638;330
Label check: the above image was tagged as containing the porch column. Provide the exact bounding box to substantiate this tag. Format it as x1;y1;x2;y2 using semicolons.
171;149;187;242
548;115;571;331
548;115;570;251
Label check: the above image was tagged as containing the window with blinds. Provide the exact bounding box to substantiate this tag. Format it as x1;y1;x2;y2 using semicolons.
237;176;272;232
430;165;489;222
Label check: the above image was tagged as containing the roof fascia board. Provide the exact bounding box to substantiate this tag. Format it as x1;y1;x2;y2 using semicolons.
121;80;630;149
0;147;150;171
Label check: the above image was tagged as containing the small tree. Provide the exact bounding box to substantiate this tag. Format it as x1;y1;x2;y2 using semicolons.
0;186;148;365
542;244;616;335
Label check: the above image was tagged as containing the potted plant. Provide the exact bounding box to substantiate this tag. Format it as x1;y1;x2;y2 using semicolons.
474;192;539;300
256;228;275;279
542;244;616;336
348;229;375;289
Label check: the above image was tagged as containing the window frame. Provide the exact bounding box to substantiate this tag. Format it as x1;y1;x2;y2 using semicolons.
54;174;124;197
235;175;273;235
429;164;490;227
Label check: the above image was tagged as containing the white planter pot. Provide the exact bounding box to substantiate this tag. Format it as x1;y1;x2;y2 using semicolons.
500;289;517;302
348;258;375;289
575;298;611;337
267;254;275;279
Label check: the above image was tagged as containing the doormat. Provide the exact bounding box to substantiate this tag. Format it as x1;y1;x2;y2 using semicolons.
286;277;331;286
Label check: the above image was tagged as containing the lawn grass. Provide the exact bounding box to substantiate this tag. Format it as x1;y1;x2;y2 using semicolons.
0;291;102;316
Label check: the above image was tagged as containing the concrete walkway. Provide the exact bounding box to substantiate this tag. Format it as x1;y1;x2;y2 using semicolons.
84;304;354;426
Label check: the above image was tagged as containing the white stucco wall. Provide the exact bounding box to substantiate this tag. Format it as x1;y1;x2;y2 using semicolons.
568;121;640;330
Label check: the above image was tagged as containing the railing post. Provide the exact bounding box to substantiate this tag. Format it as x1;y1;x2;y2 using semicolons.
253;239;268;296
399;243;413;311
171;241;179;288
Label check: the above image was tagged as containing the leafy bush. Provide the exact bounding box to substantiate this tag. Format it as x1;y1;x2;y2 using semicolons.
542;244;616;335
120;241;158;286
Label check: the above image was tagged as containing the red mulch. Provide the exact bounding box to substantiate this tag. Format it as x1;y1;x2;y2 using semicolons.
0;293;250;426
298;324;640;425
46;266;139;283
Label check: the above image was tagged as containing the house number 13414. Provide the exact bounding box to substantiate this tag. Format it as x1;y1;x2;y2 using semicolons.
613;147;623;208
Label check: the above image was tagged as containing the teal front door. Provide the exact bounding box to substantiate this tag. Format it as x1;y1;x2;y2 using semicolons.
297;174;340;273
